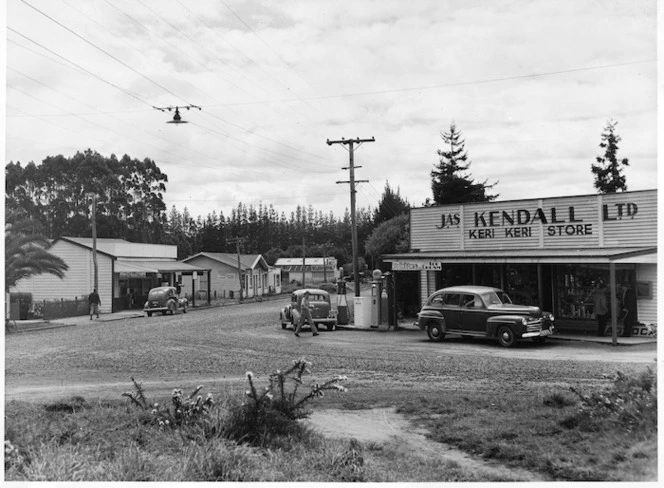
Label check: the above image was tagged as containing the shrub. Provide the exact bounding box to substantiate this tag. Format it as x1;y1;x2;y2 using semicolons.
567;368;657;433
122;377;214;429
222;358;347;447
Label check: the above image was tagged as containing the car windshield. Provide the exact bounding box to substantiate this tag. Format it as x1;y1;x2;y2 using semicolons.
481;290;512;306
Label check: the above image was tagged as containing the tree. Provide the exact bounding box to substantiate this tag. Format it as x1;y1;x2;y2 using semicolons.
591;119;629;193
430;122;497;205
374;181;410;225
364;214;410;269
5;209;68;291
5;149;169;242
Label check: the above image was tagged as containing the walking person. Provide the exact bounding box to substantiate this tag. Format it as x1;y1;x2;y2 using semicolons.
592;281;608;337
295;291;319;337
89;289;101;320
620;281;636;337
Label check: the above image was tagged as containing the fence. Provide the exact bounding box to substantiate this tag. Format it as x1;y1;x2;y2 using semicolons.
34;297;89;320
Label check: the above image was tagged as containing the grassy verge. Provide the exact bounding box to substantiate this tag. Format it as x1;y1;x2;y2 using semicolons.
5;364;657;482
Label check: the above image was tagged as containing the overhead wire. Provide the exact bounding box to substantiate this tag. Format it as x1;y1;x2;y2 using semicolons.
18;0;195;106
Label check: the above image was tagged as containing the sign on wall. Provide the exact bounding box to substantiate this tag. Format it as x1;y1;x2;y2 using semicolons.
410;190;656;252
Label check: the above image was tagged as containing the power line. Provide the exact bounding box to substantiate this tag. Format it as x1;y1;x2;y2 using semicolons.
7;27;153;107
18;0;193;106
205;59;657;107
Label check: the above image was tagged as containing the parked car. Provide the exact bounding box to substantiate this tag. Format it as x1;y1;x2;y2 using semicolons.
280;288;337;331
144;286;188;317
416;285;555;347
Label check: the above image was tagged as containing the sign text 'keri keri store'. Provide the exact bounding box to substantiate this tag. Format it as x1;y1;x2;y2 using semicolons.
384;189;657;334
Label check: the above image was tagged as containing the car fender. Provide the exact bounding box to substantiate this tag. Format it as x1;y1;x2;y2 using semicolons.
417;309;445;329
486;315;525;335
291;309;301;324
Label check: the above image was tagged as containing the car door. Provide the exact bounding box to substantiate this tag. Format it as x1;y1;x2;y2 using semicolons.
441;293;462;329
460;293;487;333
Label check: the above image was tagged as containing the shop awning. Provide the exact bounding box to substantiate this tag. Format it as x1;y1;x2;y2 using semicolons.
384;247;657;269
115;260;160;273
115;259;209;275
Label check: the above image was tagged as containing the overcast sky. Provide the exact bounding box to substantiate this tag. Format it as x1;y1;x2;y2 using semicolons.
3;0;659;221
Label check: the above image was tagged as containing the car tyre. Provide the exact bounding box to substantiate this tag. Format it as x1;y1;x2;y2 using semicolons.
427;322;445;342
182;303;187;314
146;312;152;317
497;325;516;348
168;301;176;315
327;324;335;331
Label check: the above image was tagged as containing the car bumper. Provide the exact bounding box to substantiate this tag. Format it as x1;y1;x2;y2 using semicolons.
522;326;555;338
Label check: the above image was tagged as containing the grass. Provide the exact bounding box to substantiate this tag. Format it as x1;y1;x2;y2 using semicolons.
5;365;657;482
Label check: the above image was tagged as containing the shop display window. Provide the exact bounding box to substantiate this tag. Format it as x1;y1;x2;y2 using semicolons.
556;264;635;320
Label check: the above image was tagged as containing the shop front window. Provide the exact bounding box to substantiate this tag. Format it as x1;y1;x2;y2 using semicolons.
504;264;539;306
555;264;635;320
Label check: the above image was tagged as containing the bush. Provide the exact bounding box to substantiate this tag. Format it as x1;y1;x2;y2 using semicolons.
221;358;347;448
567;368;657;433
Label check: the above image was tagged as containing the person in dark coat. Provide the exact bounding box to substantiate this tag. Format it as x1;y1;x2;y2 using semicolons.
620;282;637;337
89;289;101;320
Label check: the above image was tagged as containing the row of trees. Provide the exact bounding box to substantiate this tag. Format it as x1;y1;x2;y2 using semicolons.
5;119;630;290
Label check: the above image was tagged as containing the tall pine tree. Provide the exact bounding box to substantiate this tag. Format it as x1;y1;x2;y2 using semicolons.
591;119;629;193
430;122;497;205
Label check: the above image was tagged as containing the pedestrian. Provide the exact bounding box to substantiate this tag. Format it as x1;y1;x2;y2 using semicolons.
592;281;608;337
620;281;636;337
89;289;101;320
295;291;318;337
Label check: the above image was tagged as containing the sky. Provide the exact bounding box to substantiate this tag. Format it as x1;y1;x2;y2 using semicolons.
3;0;659;221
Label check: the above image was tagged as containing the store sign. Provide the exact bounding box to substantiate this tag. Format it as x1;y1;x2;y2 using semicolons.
435;203;639;240
392;261;443;271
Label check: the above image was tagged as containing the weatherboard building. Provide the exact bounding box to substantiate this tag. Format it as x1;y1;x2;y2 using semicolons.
384;189;657;334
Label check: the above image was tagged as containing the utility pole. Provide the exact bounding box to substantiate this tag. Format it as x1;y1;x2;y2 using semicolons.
227;237;246;301
91;193;98;292
328;136;375;297
302;233;306;287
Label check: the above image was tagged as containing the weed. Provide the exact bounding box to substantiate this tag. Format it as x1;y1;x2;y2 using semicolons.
221;358;347;447
568;368;657;433
122;377;215;429
543;391;576;408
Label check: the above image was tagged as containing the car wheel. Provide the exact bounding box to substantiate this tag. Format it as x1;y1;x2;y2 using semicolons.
169;302;176;315
497;325;516;348
147;312;152;317
182;304;187;313
327;324;334;331
427;322;445;342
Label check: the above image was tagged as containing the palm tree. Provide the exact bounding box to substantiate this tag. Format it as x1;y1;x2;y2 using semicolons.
5;210;68;291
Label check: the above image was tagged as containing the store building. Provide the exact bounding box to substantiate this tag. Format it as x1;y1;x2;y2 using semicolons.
181;252;278;299
384;189;657;334
11;237;211;316
274;257;339;285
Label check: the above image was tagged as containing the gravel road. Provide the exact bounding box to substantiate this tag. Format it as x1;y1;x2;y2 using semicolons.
5;297;656;403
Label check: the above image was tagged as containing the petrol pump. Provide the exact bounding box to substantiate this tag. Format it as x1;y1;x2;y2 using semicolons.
336;279;349;325
370;269;397;329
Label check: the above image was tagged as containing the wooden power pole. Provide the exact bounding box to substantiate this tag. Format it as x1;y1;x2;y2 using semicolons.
227;237;246;301
328;136;374;297
91;193;98;292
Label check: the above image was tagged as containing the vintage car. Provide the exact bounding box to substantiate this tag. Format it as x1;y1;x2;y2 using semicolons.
416;285;555;347
144;286;188;317
280;288;338;331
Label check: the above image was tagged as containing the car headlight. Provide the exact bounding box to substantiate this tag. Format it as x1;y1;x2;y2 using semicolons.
521;317;529;326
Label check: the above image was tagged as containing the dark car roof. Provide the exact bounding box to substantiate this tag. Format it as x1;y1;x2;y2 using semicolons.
435;286;504;295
